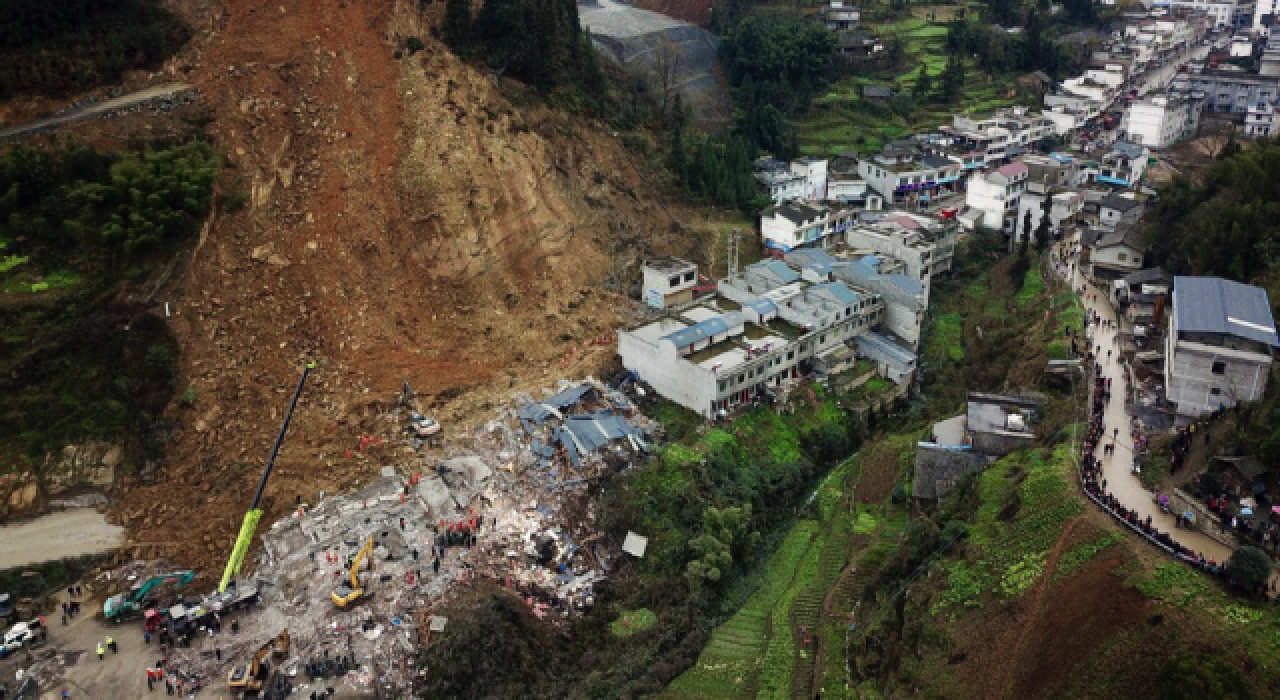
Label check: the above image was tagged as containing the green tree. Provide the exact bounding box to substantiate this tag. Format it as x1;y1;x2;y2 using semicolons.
941;53;966;103
1227;545;1272;590
685;505;760;591
912;62;933;101
442;0;472;52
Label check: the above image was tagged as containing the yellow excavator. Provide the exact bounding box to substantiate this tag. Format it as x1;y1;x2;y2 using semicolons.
331;536;375;608
227;629;289;697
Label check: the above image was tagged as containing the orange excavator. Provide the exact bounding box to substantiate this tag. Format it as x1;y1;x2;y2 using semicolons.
227;629;289;697
331;536;375;609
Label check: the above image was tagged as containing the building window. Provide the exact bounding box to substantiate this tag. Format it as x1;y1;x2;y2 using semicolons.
684;271;695;283
1212;361;1226;375
1117;253;1128;262
787;351;795;361
1210;387;1222;396
669;276;680;287
718;380;727;391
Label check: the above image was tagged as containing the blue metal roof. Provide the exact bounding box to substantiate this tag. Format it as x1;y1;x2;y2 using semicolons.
1173;276;1279;347
545;384;592;408
662;314;740;348
744;298;778;317
785;249;838;277
882;273;924;297
748;259;800;284
811;281;861;305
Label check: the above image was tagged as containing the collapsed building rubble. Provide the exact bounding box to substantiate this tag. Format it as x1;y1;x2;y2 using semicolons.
155;377;654;696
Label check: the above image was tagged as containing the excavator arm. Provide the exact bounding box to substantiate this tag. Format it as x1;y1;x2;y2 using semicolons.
331;536;375;608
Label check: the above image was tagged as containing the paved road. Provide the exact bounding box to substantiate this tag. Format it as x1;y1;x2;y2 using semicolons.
1071;262;1234;564
0;84;194;141
0;510;123;569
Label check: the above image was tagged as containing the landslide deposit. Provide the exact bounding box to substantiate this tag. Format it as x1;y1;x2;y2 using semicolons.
111;0;691;575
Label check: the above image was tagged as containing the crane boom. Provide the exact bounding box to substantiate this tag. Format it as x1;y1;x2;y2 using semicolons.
219;362;316;592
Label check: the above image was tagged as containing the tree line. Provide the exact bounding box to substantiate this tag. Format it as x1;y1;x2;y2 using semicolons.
0;0;189;98
440;0;605;94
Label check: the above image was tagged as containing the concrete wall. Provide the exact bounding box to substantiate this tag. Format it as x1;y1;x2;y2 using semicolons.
971;430;1036;456
1166;334;1272;415
618;331;716;415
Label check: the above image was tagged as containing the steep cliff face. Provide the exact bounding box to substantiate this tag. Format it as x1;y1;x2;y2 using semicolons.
114;0;690;571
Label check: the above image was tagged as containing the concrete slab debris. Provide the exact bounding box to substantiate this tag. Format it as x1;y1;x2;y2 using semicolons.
622;532;648;558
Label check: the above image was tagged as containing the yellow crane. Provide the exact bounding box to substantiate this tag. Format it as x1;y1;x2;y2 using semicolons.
219;363;316;593
331;536;375;608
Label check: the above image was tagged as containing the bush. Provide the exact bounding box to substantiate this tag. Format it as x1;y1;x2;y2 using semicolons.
1226;546;1272;591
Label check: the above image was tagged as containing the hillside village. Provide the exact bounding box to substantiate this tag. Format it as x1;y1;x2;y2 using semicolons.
5;0;1280;698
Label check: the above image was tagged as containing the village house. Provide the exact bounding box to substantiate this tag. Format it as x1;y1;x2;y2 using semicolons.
1114;267;1171;325
759;201;855;253
1165;276;1279;418
1087;227;1148;281
1097;194;1145;230
785;247;927;350
964;391;1046;456
843;212;957;286
641;257;699;309
963;162;1029;234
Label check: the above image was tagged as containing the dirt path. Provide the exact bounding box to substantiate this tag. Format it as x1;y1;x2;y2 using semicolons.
994;517;1079;699
0;510;123;568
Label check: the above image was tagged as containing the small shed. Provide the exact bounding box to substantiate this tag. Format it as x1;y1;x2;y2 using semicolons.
863;85;893;100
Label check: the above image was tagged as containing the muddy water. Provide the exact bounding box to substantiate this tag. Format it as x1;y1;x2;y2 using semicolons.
0;509;123;569
1063;248;1234;564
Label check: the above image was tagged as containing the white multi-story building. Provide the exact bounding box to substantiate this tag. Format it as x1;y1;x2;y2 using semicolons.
823;0;861;30
963;162;1029;233
786;248;928;350
1255;0;1280;30
857;141;964;208
1123;92;1205;148
617;259;886;417
1245;103;1276;137
759;202;855;252
843;212;957;286
1093;141;1149;187
1165;276;1279;418
753;157;829;203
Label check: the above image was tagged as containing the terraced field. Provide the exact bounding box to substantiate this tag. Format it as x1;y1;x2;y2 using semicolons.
800;5;1025;154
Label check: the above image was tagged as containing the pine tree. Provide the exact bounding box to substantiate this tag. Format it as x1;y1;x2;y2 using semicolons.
442;0;472;53
1034;195;1052;252
912;62;932;101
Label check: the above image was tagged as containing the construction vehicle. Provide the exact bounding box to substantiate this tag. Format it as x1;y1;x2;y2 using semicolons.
104;570;195;621
219;363;316;593
331;536;375;608
227;629;289;697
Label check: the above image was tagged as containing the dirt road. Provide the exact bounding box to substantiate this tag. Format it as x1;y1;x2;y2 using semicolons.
0;510;123;569
0;83;193;140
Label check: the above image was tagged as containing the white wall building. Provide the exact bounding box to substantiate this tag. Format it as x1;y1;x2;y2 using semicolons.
843;212;957;287
618;259;887;417
963;162;1029;233
1123;92;1205;148
1165;276;1279;417
1246;103;1276;137
759;202;855;252
641;257;698;309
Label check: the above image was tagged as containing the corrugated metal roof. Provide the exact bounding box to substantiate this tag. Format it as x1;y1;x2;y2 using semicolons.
785;248;838;273
882;273;925;297
662;313;742;348
856;331;917;365
1173;276;1279;347
995;162;1029;177
811;281;861;305
748;259;800;284
743;298;779;317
